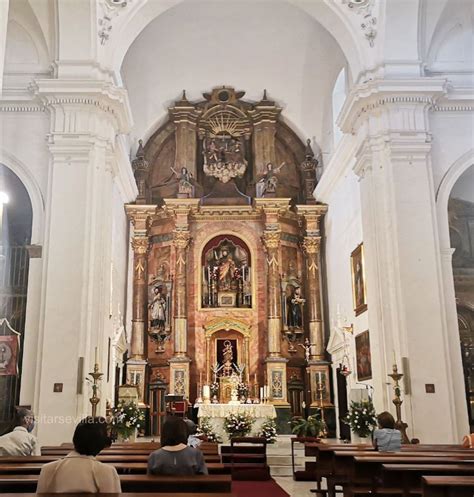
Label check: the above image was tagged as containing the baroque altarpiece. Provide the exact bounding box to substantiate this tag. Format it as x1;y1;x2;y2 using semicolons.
125;87;330;425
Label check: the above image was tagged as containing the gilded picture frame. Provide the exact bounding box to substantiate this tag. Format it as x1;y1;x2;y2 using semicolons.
350;242;367;316
355;330;372;381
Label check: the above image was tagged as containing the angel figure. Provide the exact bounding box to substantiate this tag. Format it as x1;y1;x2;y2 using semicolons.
257;162;286;197
170;166;194;197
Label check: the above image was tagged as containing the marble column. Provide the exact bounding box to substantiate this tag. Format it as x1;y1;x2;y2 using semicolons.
125;206;155;404
164;199;199;398
297;205;330;406
256;198;290;405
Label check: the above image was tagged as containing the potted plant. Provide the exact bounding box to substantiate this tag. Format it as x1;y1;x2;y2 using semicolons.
258;417;277;444
290;412;325;441
111;400;144;443
343;399;377;442
224;412;254;439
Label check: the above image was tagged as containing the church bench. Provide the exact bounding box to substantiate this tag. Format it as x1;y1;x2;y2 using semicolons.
376;464;474;497
319;451;474;497
36;454;221;463
0;462;227;475
422;476;474;497
0;474;232;493
1;492;235;497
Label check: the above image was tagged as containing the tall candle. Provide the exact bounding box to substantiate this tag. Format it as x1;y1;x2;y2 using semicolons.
392;349;397;367
254;373;257;385
94;347;98;365
260;387;264;400
203;385;210;399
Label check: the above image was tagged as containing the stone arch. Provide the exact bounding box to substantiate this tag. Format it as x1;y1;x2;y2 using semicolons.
112;0;363;81
0;150;44;245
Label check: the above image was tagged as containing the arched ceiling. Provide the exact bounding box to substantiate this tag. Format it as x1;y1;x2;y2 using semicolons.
121;0;348;151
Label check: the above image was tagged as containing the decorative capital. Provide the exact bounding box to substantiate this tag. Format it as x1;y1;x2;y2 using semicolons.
173;230;191;249
262;230;281;250
302;236;321;255
131;237;149;255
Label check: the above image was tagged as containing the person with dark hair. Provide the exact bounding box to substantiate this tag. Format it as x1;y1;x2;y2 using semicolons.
373;411;402;452
0;407;37;456
148;416;208;475
36;417;121;492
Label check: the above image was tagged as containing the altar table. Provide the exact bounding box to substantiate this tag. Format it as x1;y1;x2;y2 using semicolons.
197;403;277;442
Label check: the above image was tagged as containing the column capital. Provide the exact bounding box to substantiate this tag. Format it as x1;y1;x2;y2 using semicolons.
130;237;149;255
262;230;281;250
302;236;321;255
125;205;156;234
296;204;327;235
173;229;191;250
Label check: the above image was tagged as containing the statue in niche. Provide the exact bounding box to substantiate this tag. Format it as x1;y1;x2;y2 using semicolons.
256;162;286;197
203;238;251;308
149;286;167;332
286;285;305;329
221;340;234;377
218;246;237;291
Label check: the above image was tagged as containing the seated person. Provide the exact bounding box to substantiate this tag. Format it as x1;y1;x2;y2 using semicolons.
183;416;202;448
148;416;208;475
462;433;474;448
373;411;402;452
0;407;38;456
37;417;121;493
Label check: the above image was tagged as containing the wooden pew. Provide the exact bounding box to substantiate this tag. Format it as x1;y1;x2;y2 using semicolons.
0;474;232;493
0;493;233;497
379;464;474;497
0;462;227;475
422;476;474;497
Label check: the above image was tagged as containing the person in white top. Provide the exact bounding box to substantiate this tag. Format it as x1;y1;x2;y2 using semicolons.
0;407;38;456
37;417;121;493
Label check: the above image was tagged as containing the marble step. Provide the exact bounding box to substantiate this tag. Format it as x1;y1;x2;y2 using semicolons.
270;465;304;477
267;454;304;466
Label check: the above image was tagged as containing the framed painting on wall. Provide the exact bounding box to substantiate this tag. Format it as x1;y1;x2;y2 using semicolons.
355;330;372;381
351;242;367;316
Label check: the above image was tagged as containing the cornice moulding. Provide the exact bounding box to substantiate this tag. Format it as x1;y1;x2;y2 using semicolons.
30;79;133;134
337;78;447;133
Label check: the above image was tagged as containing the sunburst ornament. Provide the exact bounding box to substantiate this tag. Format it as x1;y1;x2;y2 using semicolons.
208;112;242;137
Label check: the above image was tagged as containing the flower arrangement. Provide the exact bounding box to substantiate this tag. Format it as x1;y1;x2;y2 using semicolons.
237;381;249;400
290;412;325;438
224;412;254;438
196;417;222;443
210;381;219;398
258;417;277;444
343;399;377;438
111;401;145;440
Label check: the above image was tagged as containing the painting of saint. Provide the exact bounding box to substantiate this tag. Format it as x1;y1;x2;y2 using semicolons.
355;330;372;381
351;243;367;316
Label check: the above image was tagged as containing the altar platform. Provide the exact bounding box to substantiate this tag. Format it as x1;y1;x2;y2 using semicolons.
197;403;277;441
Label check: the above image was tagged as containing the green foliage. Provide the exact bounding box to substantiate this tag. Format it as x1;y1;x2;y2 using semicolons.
224;412;254;438
290;412;324;438
343;399;377;438
258;417;277;444
197;417;222;443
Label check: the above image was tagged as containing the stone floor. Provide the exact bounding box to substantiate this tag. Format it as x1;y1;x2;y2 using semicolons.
273;476;325;496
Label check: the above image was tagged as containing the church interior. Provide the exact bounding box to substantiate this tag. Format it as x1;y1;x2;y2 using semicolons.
0;0;473;495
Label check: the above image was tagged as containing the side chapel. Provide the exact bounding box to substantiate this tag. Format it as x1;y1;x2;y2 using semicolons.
125;87;331;430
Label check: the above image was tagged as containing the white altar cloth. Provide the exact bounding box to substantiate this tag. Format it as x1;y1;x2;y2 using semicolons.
197;403;277;442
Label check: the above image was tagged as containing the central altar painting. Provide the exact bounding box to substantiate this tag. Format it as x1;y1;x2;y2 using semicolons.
126;87;331;429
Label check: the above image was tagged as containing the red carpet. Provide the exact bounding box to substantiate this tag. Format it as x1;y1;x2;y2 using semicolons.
232;480;290;497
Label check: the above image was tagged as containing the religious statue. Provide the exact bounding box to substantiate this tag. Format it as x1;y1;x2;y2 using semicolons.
202;133;247;183
256;162;286;197
286;285;305;329
171;166;195;197
221;340;234;377
300;138;319;203
149;286;167;332
217;246;237;291
299;338;315;363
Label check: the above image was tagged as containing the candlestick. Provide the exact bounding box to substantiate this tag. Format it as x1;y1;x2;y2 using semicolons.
88;363;103;417
388;364;410;444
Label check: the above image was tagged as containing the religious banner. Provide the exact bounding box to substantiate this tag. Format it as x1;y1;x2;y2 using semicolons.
0;335;19;376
